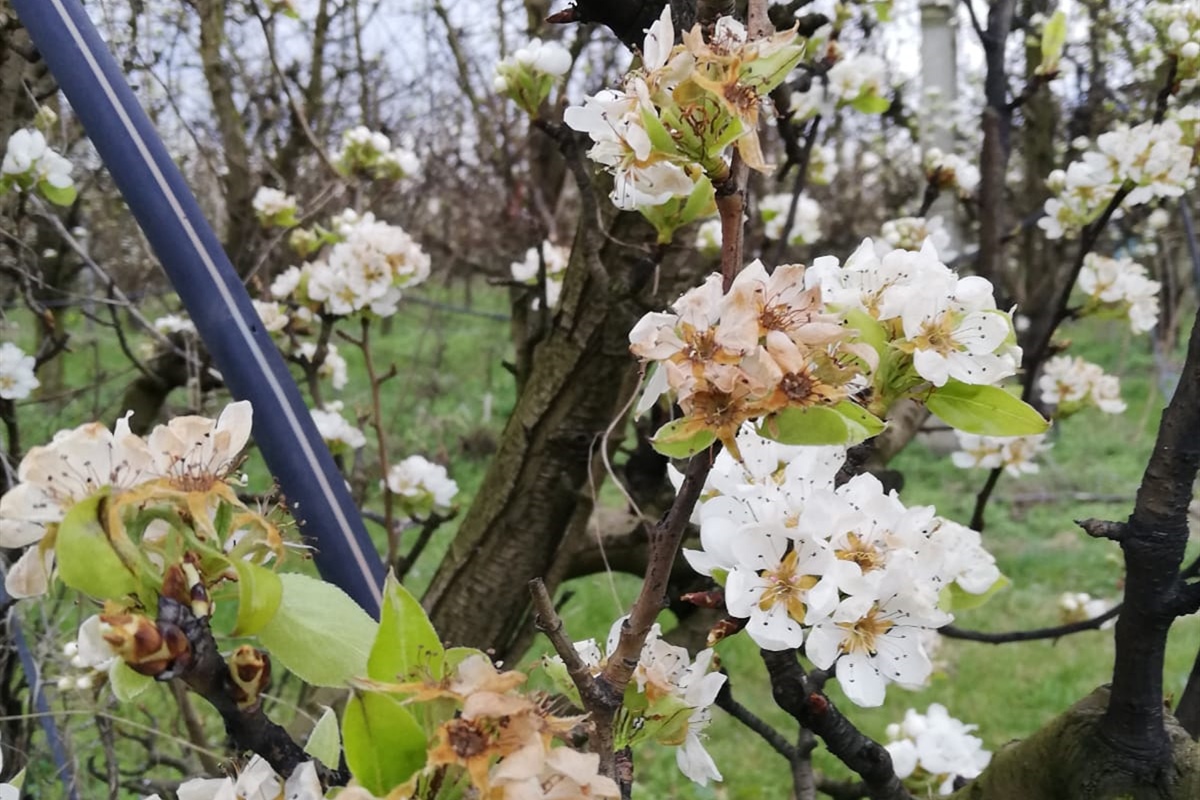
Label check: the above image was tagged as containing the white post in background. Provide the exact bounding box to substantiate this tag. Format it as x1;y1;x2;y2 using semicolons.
920;0;961;253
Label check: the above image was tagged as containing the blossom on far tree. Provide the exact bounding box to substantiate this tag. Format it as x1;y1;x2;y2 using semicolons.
0;342;38;400
1038;355;1126;415
1077;253;1161;333
296;342;349;390
333;126;420;181
494;38;572;113
1038;120;1194;240
1;128;75;202
694;218;722;255
759;193;822;245
924;148;980;197
310;401;367;454
885;704;992;795
283;212;430;318
1059;591;1117;627
251;186;299;227
951;431;1051;476
879;216;953;258
383;455;458;519
510;241;570;308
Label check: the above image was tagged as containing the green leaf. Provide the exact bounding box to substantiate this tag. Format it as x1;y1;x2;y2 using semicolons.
758;405;850;445
231;560;283;636
56;492;141;602
39;180;76;207
110;661;154;702
651;419;716;458
304;705;342;767
832;401;886;442
926;381;1050;436
1038;10;1067;74
369;572;444;684
257;573;378;687
843;309;890;360
849;92;891;115
343;691;427;795
443;646;487;674
640;106;679;157
940;574;1010;612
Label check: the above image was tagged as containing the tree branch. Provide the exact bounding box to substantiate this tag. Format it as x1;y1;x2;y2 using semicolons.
761;649;911;800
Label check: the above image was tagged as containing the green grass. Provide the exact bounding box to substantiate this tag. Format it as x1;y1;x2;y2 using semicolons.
4;290;1197;798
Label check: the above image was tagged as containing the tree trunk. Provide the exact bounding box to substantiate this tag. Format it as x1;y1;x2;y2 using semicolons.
422;205;697;656
951;687;1200;799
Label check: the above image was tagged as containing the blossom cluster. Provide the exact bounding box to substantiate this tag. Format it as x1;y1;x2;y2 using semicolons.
565;8;806;210
630;260;862;455
297;342;350;390
1;128;75;204
144;757;322;800
310;401;367;454
879;216;952;257
951;431;1051;476
759;192;822;245
252;186;299;227
547;617;725;785
885;704;992;795
631;241;1025;455
0;342;38;401
806;239;1021;390
388;654;619;799
923;148;981;198
332;126;420;181
271;212;430;317
1038;119;1194;240
383;455;459;520
1038;355;1125;415
789;52;890;120
1148;1;1200;78
0;402;268;599
1059;591;1117;625
493;38;571;114
510;241;570;308
1077;253;1161;333
682;426;1002;706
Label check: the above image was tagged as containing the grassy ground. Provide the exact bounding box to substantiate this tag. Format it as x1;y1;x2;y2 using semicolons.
4;285;1198;798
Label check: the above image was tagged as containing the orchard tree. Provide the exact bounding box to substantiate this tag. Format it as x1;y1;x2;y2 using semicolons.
0;0;1199;798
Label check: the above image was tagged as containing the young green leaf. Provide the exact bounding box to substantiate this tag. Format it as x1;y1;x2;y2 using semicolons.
230;560;283;636
304;705;342;768
849;92;891;115
939;575;1011;613
55;492;141;602
256;573;378;687
833;401;887;442
343;691;427;795
110;661;154;702
758;405;850;445
651;419;716;458
926;381;1050;436
368;571;445;684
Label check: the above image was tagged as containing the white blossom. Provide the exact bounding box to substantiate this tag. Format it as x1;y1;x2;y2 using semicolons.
0;342;38;400
951;432;1050;476
885;704;992;794
759;193;822;245
1038;355;1126;414
383;455;458;518
310;401;366;452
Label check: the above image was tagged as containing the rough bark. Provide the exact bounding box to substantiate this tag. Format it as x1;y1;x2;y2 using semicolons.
951;688;1200;800
423;208;700;656
195;0;255;269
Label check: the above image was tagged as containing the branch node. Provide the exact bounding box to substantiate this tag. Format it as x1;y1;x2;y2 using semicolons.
1077;518;1127;542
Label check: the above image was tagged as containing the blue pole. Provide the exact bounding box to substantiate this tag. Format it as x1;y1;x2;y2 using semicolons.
10;0;384;616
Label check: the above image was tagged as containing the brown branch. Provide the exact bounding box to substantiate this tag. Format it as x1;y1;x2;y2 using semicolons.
940;603;1121;644
761;649;911;800
164;597;348;784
